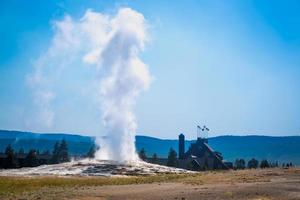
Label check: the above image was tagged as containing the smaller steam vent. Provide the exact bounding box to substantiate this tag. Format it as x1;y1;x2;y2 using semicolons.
178;133;185;159
197;125;209;144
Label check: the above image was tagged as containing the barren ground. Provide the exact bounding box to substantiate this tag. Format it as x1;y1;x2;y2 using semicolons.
0;168;299;200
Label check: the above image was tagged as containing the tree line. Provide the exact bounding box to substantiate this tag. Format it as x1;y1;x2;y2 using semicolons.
0;139;71;169
138;147;294;170
234;158;293;170
139;147;178;167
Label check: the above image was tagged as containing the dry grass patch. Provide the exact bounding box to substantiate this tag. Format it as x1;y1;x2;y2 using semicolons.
0;173;191;197
176;169;273;185
1;168;297;199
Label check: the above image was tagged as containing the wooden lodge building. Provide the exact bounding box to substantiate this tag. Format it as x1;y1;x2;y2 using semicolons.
154;126;231;171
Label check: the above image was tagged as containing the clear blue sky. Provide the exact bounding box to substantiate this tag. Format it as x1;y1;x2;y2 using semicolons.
1;0;300;139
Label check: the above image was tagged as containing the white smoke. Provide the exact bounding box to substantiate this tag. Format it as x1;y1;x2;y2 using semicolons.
28;8;151;162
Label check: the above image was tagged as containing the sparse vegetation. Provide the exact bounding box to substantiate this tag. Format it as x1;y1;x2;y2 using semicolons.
0;174;188;197
0;168;299;199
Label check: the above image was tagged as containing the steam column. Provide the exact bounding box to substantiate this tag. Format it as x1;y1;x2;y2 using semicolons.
179;133;185;159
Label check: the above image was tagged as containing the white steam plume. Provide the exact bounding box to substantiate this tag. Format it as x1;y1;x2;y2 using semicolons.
94;9;151;162
28;8;151;162
27;15;79;129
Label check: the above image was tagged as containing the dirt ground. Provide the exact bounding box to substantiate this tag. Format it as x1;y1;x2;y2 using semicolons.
84;179;299;200
2;168;300;200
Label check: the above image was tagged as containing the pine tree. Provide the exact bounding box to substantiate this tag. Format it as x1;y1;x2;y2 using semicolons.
139;148;147;161
51;141;60;164
167;148;177;167
25;149;39;167
260;159;270;168
247;158;259;169
235;159;246;169
151;153;158;164
87;145;96;158
4;144;18;168
59;139;69;163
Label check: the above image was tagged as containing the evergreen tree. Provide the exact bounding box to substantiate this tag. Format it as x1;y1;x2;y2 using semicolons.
260;159;270;168
139;148;147;161
247;158;259;169
51;141;60;164
4;144;18;169
286;163;290;167
151;153;158;164
25;149;39;167
51;140;70;164
59;139;69;163
235;159;246;169
87;145;96;158
167;148;177;167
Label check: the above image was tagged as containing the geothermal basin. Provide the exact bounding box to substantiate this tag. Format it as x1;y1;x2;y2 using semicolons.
0;159;192;177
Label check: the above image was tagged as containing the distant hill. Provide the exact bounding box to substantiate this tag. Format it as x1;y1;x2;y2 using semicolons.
0;130;299;165
0;130;94;155
136;135;300;165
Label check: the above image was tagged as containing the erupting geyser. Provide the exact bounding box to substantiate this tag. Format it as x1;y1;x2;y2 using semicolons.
28;8;151;163
94;8;151;162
